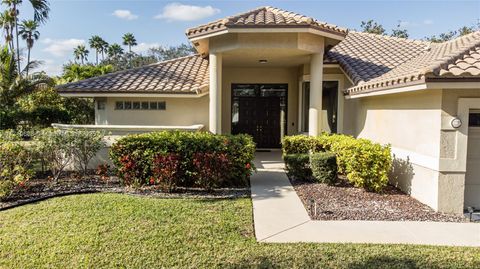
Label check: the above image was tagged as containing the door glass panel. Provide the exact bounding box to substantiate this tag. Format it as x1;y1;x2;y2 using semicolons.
469;113;480;127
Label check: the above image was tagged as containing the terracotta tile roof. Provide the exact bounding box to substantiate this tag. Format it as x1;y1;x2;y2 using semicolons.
326;32;431;85
57;55;209;94
186;6;347;39
345;31;480;95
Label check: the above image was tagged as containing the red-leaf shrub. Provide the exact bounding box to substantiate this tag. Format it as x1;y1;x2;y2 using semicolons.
152;153;182;192
109;131;256;188
192;152;231;191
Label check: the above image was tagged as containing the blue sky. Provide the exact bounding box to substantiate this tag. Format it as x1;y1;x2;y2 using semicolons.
16;0;480;75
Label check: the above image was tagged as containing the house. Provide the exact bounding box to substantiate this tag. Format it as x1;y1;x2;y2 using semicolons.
57;6;480;214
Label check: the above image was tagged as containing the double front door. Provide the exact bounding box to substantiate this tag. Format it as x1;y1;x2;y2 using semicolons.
231;84;287;148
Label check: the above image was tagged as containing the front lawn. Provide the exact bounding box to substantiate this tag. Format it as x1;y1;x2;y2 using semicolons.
0;194;479;268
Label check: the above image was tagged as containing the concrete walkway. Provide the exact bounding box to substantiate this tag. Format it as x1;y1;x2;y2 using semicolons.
251;151;480;247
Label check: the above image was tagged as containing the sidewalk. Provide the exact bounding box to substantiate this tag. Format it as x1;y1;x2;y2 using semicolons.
251;151;480;247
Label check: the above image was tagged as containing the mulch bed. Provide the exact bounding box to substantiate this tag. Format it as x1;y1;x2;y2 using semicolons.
1;174;250;210
291;177;467;222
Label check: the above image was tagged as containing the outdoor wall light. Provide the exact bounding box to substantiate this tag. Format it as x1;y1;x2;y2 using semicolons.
259;59;268;64
451;117;462;128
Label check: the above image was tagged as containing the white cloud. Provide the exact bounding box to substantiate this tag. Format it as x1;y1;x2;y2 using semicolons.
132;42;160;54
154;3;220;21
42;38;85;57
112;9;138;21
423;19;434;25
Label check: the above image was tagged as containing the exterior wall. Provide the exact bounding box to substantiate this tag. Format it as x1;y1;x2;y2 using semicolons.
95;96;209;128
221;67;299;135
439;89;480;213
353;89;445;211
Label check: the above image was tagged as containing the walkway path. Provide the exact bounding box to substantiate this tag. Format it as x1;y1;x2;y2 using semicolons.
251;151;480;247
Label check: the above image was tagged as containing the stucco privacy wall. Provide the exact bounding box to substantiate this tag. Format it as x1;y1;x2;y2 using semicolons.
354;89;444;210
95;96;209;128
221;67;299;135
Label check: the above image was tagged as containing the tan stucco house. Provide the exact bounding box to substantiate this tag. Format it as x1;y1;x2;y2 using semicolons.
57;6;480;214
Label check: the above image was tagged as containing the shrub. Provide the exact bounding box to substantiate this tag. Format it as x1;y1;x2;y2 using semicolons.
284;154;312;181
193;152;231;191
0;129;21;141
152;153;182;192
282;134;392;192
281;135;324;155
0;141;35;199
70;129;105;176
35;129;76;182
109;131;255;188
310;152;337;184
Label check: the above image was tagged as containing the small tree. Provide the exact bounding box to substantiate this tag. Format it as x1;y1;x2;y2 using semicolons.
71;129;105;176
360;20;386;35
36;128;76;182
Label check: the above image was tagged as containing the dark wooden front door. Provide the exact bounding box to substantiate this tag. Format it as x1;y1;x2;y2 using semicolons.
236;97;281;148
231;84;287;148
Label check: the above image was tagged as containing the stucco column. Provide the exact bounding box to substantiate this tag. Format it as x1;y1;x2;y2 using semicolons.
308;52;324;136
209;52;222;134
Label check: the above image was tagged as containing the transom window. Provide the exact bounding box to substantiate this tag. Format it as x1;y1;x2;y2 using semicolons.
115;101;166;110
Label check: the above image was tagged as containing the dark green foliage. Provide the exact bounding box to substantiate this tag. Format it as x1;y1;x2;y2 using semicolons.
284;154;312;180
109;131;256;188
310;152;337;184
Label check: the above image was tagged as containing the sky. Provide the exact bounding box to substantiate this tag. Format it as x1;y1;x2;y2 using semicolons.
14;0;480;75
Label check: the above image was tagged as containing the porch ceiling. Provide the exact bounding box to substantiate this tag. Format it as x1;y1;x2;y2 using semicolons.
222;48;310;67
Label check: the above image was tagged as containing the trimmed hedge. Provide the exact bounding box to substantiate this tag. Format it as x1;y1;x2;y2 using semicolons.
284;154;312;181
282;134;392;192
310;152;337;184
109;131;255;189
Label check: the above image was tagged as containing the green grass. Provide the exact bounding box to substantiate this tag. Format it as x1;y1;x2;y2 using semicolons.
0;194;479;268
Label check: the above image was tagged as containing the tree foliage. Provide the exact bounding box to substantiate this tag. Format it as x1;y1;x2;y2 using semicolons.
148;43;196;61
360;20;386;35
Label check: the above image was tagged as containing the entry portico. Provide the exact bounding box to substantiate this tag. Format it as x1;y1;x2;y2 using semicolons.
186;6;347;137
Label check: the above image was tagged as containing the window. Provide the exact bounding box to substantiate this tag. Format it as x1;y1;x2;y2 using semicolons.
132;102;141;110
301;81;339;133
115;101;124;110
149;102;158;110
114;100;166;110
97;100;106;110
469;113;480;127
158;101;166;110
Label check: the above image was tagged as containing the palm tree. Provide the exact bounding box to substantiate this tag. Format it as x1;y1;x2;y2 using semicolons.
18;19;39;75
88;35;105;65
0;45;54;129
0;10;14;52
99;39;109;61
1;0;50;74
107;43;123;59
73;45;89;65
122;33;137;53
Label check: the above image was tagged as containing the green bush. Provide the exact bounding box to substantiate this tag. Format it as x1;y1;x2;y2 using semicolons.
0;141;36;199
281;135;324;155
310;152;337;184
0;129;21;141
282;134;392;192
36;128;105;181
109;131;256;188
284;154;312;180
